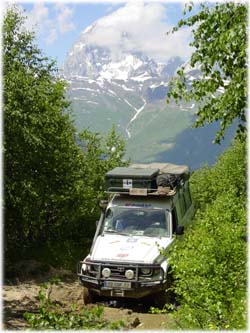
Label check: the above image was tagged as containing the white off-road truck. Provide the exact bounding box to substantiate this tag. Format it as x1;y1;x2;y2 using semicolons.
77;163;194;305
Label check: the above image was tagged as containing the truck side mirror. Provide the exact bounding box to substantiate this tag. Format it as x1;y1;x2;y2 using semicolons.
176;225;184;235
96;220;99;227
99;200;108;210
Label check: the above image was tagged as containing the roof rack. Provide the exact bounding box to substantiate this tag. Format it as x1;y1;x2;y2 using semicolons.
106;186;177;197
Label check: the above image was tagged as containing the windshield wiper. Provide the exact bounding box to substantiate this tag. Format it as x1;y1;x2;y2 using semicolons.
104;230;128;235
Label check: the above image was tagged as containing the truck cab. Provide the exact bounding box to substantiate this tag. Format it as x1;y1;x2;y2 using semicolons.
77;163;194;303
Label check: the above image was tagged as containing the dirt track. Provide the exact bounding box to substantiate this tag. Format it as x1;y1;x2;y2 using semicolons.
3;279;174;330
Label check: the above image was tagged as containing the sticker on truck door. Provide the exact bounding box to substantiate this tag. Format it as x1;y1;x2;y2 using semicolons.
123;179;133;189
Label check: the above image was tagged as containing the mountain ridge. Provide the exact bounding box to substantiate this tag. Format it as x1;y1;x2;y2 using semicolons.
61;21;235;169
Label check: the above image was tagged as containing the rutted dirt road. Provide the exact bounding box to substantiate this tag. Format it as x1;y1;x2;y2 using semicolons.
3;262;174;330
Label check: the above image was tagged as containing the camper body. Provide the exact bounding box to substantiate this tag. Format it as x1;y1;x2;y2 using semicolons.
77;163;194;302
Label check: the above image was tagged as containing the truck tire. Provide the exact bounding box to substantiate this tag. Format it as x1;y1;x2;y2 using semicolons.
153;272;175;309
152;290;169;309
83;287;97;305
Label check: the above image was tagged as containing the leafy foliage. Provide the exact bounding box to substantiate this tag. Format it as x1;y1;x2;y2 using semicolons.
167;140;247;330
165;4;247;328
149;305;173;314
3;7;127;267
167;2;247;143
24;282;126;330
78;125;127;221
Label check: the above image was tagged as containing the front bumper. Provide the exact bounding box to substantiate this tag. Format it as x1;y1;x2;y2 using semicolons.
77;260;167;299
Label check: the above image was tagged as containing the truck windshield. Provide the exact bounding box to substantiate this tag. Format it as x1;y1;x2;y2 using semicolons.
102;207;170;237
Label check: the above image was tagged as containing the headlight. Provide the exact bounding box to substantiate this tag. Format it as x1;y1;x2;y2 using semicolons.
125;269;134;280
102;267;111;278
153;268;163;280
141;267;152;275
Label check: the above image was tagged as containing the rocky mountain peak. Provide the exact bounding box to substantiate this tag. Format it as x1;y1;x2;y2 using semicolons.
62;21;185;84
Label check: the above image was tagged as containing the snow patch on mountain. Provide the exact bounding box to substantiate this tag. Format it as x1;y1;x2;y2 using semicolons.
72;87;98;92
125;97;147;138
121;84;134;91
124;99;136;110
150;81;168;89
86;100;99;105
131;73;152;82
130;97;147;123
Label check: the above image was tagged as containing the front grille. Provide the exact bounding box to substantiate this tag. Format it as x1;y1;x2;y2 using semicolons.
78;261;163;282
108;265;136;278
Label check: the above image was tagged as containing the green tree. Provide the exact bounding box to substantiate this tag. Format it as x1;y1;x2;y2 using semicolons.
3;7;127;267
168;140;247;330
79;125;127;207
164;4;247;328
4;6;84;260
167;2;247;143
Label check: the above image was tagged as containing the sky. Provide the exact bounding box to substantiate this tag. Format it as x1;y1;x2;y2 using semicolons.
3;0;197;67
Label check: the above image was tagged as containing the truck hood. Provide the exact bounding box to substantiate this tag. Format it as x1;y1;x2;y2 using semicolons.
90;234;173;264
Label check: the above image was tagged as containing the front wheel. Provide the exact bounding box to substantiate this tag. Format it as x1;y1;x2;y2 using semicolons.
152;290;169;309
83;287;98;305
153;274;176;309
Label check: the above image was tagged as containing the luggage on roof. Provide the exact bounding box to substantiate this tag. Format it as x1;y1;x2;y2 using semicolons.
105;167;159;192
105;163;190;194
130;162;189;176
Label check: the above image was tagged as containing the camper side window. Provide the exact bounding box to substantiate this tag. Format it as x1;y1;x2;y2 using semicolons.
172;208;177;233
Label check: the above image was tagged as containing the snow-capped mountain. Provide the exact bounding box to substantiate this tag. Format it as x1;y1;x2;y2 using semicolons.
62;21;185;97
64;22;176;76
61;22;235;169
62;23;189;144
